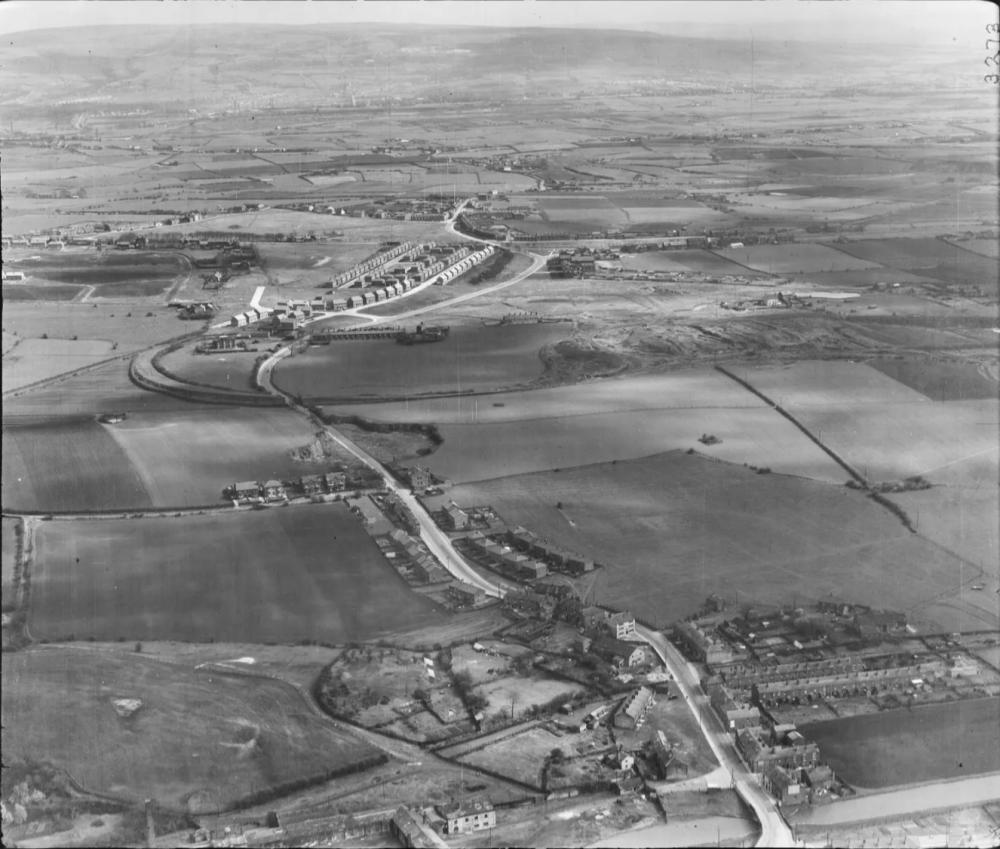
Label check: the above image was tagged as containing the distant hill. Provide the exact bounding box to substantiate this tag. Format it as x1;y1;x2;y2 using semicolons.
0;23;973;117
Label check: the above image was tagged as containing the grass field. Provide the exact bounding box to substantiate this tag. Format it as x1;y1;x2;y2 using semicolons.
157;342;262;393
443;451;989;630
1;358;217;418
829;237;1000;293
1;648;381;811
801;698;1000;789
274;324;570;401
619;250;764;276
2;418;153;512
868;357;999;401
2;338;117;392
6;250;186;298
328;370;846;483
457;724;562;788
732;361;931;406
29;504;444;643
104;407;352;506
1;283;85;301
714;243;881;274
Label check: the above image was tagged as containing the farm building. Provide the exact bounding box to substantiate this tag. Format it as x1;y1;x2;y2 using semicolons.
736;725;820;774
504;590;555;619
233;481;261;502
590;636;653;671
436;799;495;835
2;271;26;282
614;686;654;730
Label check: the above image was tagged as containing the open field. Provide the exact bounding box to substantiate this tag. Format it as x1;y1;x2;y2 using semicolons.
29;504;444;643
829;237;1000;294
1;302;182;359
474;675;587;722
802;698;1000;789
157;342;263;394
1;647;381;811
275;324;571;401
1;358;219;418
733;360;932;406
457;723;563;788
2;338;117;392
4;249;187;299
714;243;881;274
619;249;766;276
443;451;993;631
868;356;999;401
794;399;999;487
1;282;86;301
104;406;354;507
2;418;153;513
329;370;847;483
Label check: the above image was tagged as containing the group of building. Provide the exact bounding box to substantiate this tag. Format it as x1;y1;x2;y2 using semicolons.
227;469;348;504
391;799;495;848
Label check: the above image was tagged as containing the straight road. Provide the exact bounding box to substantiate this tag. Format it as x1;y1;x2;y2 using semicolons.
636;624;794;848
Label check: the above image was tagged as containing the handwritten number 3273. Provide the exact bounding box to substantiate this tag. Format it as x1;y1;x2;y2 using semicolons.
988;22;1000;82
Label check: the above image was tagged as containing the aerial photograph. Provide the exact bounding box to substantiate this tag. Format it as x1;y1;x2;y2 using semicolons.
1;0;998;846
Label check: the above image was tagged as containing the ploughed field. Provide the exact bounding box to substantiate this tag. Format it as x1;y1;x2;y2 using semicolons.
273;324;570;401
801;697;1000;788
28;503;444;643
1;647;382;811
442;450;990;632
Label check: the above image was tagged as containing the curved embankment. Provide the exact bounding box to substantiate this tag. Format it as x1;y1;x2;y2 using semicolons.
130;347;283;407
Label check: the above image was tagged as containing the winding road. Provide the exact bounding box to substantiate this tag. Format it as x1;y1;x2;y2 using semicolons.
252;209;788;846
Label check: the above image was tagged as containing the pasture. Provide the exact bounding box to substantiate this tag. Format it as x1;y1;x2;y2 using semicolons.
829;237;1000;293
868;357;999;401
456;724;562;789
619;249;764;276
104;406;354;507
714;243;881;274
802;698;1000;789
330;370;846;484
157;343;261;393
29;503;444;643
1;648;381;811
2;418;153;513
445;451;989;630
274;324;570;401
6;250;185;298
2;338;117;392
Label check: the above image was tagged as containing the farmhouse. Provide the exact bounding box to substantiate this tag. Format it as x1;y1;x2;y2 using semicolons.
442;504;471;531
583;607;636;640
324;470;347;492
447;582;485;608
614;686;654;730
263;480;286;501
390;807;448;849
590;636;653;671
299;474;324;496
736;725;820;774
436;799;495;835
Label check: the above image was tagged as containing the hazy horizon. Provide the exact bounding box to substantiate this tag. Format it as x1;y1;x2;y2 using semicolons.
1;0;996;48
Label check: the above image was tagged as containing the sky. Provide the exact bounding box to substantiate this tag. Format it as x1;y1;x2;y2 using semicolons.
0;0;996;47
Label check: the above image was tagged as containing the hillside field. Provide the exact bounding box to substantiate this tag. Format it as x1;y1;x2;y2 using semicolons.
28;503;445;643
1;648;382;811
442;451;992;631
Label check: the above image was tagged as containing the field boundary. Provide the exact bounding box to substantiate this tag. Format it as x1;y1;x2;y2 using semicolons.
713;366;924;534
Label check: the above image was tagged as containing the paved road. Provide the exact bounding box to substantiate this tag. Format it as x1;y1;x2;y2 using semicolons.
636;625;794;848
256;352;510;599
